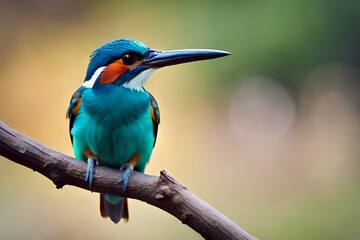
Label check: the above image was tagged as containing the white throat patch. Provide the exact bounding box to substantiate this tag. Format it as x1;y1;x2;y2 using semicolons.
123;68;157;92
82;66;106;88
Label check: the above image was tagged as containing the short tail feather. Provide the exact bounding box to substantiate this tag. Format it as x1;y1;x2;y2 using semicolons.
100;194;128;223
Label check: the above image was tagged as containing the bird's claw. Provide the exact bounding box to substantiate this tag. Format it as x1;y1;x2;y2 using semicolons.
85;156;96;187
118;163;133;191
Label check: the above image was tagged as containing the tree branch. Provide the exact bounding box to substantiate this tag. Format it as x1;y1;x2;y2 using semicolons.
0;121;256;240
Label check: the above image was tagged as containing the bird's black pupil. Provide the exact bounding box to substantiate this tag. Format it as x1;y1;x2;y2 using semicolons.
122;54;136;65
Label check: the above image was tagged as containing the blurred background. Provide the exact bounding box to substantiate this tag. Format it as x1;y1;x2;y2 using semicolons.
0;0;359;239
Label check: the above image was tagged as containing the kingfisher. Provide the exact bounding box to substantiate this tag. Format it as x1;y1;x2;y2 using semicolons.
66;38;230;223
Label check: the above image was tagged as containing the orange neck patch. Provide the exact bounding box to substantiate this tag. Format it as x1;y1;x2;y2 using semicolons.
100;59;130;84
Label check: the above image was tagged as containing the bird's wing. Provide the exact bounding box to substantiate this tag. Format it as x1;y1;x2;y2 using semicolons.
66;86;86;144
147;91;160;147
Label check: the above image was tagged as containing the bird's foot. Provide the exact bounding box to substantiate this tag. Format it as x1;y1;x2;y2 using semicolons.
118;163;133;191
85;156;96;187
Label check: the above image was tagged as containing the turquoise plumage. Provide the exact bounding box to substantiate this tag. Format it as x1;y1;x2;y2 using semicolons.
72;85;154;171
67;38;229;223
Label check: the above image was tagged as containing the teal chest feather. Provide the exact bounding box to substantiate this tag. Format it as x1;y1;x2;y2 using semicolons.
71;85;154;172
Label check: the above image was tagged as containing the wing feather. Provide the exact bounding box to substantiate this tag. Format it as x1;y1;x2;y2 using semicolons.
147;91;160;147
66;86;86;144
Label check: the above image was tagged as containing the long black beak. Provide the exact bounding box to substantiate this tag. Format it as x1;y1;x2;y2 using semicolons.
141;49;231;68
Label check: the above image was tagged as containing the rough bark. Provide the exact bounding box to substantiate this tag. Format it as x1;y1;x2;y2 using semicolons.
0;121;256;240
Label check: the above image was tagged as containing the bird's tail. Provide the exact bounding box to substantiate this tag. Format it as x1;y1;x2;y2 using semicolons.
100;194;128;223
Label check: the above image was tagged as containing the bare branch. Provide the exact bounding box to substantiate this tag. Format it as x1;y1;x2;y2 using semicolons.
0;121;256;240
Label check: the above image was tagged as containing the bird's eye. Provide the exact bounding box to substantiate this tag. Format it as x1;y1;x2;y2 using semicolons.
121;53;137;65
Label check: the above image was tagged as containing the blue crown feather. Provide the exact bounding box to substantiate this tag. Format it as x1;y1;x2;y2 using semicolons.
84;39;149;82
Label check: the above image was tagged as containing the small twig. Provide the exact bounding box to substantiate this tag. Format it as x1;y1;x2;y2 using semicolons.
0;121;256;240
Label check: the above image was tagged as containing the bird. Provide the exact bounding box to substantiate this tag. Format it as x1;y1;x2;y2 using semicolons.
66;38;230;223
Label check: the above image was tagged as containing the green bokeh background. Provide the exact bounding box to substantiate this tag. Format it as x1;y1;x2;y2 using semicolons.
0;1;359;239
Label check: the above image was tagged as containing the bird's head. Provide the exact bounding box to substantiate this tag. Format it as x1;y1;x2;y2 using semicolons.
82;38;230;91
